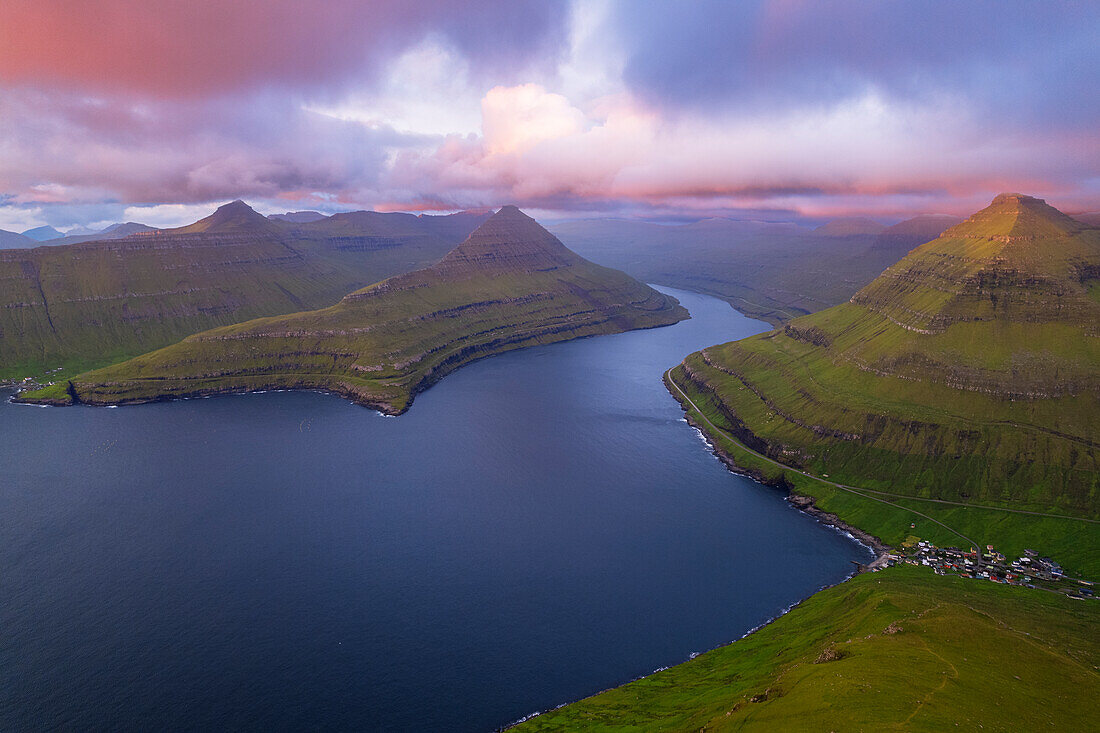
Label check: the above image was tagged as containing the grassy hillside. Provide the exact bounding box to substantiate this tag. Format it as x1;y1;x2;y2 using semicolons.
24;206;687;413
666;194;1100;571
550;214;960;326
0;202;487;380
513;565;1100;732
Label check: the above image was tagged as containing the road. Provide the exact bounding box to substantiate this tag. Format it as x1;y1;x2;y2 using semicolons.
665;366;982;553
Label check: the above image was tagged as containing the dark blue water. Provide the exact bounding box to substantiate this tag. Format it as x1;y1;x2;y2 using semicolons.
0;287;870;731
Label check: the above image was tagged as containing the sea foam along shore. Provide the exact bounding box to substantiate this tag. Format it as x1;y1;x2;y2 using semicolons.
678;407;888;559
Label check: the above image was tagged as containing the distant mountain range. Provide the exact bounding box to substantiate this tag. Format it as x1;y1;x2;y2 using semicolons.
550;212;963;325
0;222;159;249
21;225;65;241
0;228;35;249
22;206;688;413
671;193;1099;570
268;210;327;223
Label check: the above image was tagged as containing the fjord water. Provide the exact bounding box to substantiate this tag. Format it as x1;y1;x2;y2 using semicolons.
1;288;870;731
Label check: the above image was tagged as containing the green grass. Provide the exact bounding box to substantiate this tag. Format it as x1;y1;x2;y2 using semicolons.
514;565;1100;732
24;207;688;413
0;218;480;381
669;363;1100;577
652;196;1100;576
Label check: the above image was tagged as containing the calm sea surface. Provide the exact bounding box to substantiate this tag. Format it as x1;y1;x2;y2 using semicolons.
1;287;870;731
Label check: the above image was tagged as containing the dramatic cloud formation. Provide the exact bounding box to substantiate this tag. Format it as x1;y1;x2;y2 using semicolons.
0;0;567;97
0;0;1097;228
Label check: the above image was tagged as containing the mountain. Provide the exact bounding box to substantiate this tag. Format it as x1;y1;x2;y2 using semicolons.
21;225;64;241
550;213;957;326
1074;211;1100;227
100;221;155;235
100;221;156;237
269;210;327;223
813;217;887;237
0;201;489;379
173;199;279;234
669;194;1099;569
43;221;159;247
872;213;963;252
0;228;35;249
28;206;687;413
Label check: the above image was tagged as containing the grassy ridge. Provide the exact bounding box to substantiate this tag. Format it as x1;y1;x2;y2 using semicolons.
513;565;1100;731
659;195;1099;571
0;203;487;380
25;207;687;412
668;364;1100;576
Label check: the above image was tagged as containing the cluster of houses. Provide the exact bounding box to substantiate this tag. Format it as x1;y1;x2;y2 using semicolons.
881;540;1094;599
6;366;65;391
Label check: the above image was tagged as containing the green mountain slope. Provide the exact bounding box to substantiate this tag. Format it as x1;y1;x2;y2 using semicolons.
667;194;1100;565
0;202;488;379
32;206;687;413
513;565;1100;732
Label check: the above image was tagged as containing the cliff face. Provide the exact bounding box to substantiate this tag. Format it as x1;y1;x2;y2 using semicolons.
43;206;687;413
0;202;488;379
673;194;1100;518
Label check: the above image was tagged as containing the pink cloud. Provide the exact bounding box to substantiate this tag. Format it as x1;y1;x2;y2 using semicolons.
0;0;565;97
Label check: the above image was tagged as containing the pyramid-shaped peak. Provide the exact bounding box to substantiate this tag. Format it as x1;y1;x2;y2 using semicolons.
437;205;580;274
208;200;269;224
177;200;276;234
942;193;1083;240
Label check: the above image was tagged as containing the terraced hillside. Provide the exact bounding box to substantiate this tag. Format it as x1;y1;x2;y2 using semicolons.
669;194;1100;566
0;202;487;379
28;206;687;413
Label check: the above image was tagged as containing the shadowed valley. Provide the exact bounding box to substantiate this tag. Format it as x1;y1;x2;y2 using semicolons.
550;213;963;326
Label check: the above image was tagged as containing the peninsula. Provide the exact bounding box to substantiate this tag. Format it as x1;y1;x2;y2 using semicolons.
19;206;687;413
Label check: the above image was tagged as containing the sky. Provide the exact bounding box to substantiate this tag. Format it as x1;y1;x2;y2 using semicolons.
1;0;1098;231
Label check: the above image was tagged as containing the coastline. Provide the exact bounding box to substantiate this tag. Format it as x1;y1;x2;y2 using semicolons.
12;304;688;414
663;365;890;560
503;371;887;730
679;408;889;558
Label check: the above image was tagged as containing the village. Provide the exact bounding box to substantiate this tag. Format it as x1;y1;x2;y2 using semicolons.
877;538;1095;600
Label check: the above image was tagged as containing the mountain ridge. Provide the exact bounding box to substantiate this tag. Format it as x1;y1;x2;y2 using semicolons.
24;207;688;413
0;202;489;379
174;200;280;234
667;193;1099;570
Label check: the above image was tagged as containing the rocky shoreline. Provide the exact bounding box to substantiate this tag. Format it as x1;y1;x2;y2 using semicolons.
504;395;889;731
670;390;890;561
